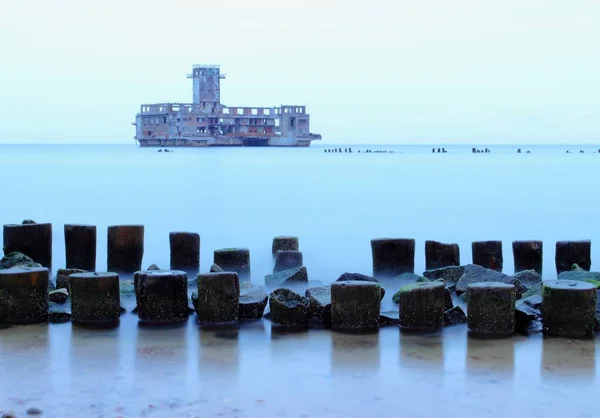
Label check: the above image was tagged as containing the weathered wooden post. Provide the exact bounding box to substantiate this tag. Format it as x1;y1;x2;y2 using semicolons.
0;267;49;324
107;225;144;274
273;250;303;273
64;224;97;271
272;236;299;255
425;240;460;270
196;272;240;326
398;282;445;332
169;232;200;276
371;238;415;277
542;280;596;338
134;270;188;324
213;248;250;281
331;281;381;332
512;240;543;276
472;240;503;272
467;282;516;336
3;222;52;269
555;240;591;274
69;272;120;326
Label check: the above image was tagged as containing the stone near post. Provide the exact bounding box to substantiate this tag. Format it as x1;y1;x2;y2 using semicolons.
397;282;445;332
542;280;596;338
512;240;543;276
64;224;97;271
0;267;49;324
472;240;503;272
69;272;120;326
425;240;460;271
269;288;309;328
555;240;591;275
331;281;381;332
196;272;240;326
273;250;303;273
169;232;200;275
272;236;299;255
213;248;250;280
3;222;52;269
371;238;415;277
134;270;189;324
467;282;516;336
107;225;144;274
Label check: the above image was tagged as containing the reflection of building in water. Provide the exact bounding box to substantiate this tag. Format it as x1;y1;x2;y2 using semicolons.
331;331;381;375
541;337;595;381
466;335;515;377
399;332;444;371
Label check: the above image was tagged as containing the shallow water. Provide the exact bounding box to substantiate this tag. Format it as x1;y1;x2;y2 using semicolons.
1;143;600;417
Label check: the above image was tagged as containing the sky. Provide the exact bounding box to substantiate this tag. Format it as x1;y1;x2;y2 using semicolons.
0;0;599;144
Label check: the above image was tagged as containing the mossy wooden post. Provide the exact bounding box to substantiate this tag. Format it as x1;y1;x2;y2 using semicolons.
0;267;49;324
425;240;460;270
512;240;543;276
371;238;415;277
134;270;189;324
331;281;381;331
69;272;120;326
3;222;52;269
555;240;591;275
213;248;250;281
467;282;516;336
269;288;309;328
107;225;144;274
273;250;303;273
472;240;503;272
398;282;445;332
272;236;299;255
64;224;97;271
542;280;596;338
169;232;200;276
196;272;240;326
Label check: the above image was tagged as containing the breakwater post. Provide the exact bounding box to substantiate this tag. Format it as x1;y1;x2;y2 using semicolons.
169;232;200;276
555;240;591;274
512;240;543;276
542;280;596;338
398;281;445;332
425;240;460;270
371;238;415;277
331;281;381;331
196;272;240;326
64;224;97;271
0;267;49;324
3;221;52;269
272;236;299;255
471;240;503;272
107;225;144;274
134;270;189;324
214;248;251;281
467;282;516;336
69;272;120;326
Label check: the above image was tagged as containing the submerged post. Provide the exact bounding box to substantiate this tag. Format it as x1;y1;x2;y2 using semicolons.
169;232;200;276
3;222;52;269
64;224;97;271
371;238;415;277
107;225;144;274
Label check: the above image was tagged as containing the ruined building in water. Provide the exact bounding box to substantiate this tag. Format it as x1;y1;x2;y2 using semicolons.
133;65;322;147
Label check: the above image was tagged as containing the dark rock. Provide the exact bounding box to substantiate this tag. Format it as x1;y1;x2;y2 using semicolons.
456;264;526;298
55;268;87;290
380;311;399;326
272;236;299;255
522;282;543;298
213;248;251;280
331;281;381;331
48;301;71;323
210;263;224;273
471;240;503;272
513;270;541;287
265;266;308;287
49;288;68;304
555;240;591;274
467;282;516;336
191;292;198;311
22;219;36;225
425;240;460;270
512;240;543;276
273;250;303;273
444;287;453;310
444;306;467;326
0;267;49;324
107;225;144;274
132;305;138;314
336;272;385;300
48;280;56;291
169;231;200;275
422;266;465;288
269;288;309;328
239;287;268;321
371;238;415;277
0;251;42;270
557;270;600;287
64;224;96;271
3;222;53;269
120;306;126;315
26;407;43;416
196;272;240;325
416;276;431;283
305;286;331;326
515;295;542;335
147;263;161;271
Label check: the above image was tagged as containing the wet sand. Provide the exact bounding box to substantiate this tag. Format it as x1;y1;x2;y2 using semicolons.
1;316;598;418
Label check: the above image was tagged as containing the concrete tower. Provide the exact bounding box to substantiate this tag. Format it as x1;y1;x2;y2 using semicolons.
186;65;226;104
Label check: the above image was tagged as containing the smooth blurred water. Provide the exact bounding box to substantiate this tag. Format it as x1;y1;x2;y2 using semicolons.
1;143;600;417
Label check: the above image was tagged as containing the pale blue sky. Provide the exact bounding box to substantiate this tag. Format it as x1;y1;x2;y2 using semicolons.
1;0;599;144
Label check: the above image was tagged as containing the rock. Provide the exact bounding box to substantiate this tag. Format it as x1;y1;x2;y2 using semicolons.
169;231;200;275
107;225;145;274
0;251;42;270
444;287;453;310
513;270;541;287
522;282;542;298
422;266;465;288
444;306;467;326
380;311;399;326
191;292;198;311
213;248;251;281
542;280;596;338
120;306;126;315
119;279;135;296
55;268;87;290
515;295;542;335
331;281;381;331
416;276;431;283
269;288;309;328
456;264;525;298
272;236;299;255
471;240;503;272
64;224;97;271
70;272;121;325
132;305;138;314
305;286;331;326
22;219;36;224
555;240;591;274
3;222;53;269
0;267;49;324
134;270;189;324
48;301;71;323
265;266;308;287
210;263;224;272
239;287;268;321
557;270;600;288
26;407;43;416
425;240;460;270
512;240;543;276
273;250;303;273
397;282;445;332
371;238;416;277
48;280;55;291
240;281;253;289
48;288;68;304
196;272;240;325
147;263;161;271
336;272;385;300
467;282;516;336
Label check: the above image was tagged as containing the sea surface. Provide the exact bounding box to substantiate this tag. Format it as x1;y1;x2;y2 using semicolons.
0;143;599;417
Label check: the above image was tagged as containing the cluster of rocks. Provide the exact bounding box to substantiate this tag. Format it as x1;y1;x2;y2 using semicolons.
324;148;352;153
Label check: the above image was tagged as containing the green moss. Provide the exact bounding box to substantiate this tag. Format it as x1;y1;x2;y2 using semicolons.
416;276;431;283
581;279;600;288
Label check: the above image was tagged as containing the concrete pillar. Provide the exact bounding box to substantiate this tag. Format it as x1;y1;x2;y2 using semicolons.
213;248;250;281
107;225;144;274
425;240;460;270
196;272;240;326
272;236;299;255
169;232;200;275
467;282;516;336
69;272;120;326
3;222;52;269
555;240;591;274
542;280;596;338
472;240;503;272
273;250;303;273
134;270;188;324
269;288;309;328
0;267;49;324
64;224;96;271
370;238;415;277
398;282;445;332
331;281;381;331
512;240;543;276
